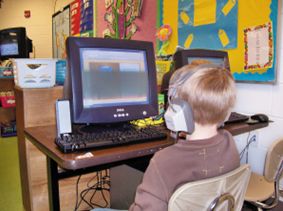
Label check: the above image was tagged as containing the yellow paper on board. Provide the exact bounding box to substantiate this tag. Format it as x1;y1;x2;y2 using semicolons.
163;1;178;54
180;11;190;24
194;0;216;26
218;29;230;47
222;0;236;16
184;33;194;48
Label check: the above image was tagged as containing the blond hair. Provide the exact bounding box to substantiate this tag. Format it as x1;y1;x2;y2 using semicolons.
178;64;236;125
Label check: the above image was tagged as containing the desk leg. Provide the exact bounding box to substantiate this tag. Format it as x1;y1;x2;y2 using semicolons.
47;157;60;211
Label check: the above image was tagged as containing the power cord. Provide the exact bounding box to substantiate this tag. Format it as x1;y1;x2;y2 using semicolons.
74;170;110;211
239;132;257;162
74;175;82;211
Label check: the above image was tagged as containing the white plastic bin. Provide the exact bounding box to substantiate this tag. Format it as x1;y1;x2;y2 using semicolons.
12;59;57;88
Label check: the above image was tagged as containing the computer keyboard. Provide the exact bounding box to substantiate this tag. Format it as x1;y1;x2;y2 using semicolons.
225;112;249;124
55;125;167;153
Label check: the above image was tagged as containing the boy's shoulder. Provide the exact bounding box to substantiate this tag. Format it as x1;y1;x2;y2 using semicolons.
154;129;233;160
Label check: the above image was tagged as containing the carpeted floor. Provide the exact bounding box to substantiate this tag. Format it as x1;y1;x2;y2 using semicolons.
0;136;24;211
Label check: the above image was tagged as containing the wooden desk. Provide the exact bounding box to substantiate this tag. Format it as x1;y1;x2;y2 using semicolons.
25;121;268;211
15;86;64;211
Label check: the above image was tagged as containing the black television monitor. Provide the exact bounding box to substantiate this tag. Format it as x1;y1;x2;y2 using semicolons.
0;27;32;60
64;37;158;125
161;49;230;95
173;49;230;70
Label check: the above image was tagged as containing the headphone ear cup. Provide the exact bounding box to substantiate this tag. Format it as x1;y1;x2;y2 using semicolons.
164;98;195;134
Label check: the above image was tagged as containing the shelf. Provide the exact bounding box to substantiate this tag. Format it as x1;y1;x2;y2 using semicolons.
0;76;16;137
0;78;14;91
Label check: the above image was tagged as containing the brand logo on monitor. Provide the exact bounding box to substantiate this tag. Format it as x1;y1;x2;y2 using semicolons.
116;108;125;112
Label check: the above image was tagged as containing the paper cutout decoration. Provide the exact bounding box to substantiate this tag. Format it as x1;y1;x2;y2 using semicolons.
103;0;143;39
105;0;114;9
156;24;172;56
218;29;230;47
132;0;143;17
222;0;236;16
194;0;216;26
184;33;194;48
180;11;190;25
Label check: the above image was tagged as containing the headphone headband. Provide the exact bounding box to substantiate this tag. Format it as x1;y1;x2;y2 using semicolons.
168;63;222;99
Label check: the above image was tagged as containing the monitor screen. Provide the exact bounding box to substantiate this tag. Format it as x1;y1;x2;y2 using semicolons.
80;48;149;108
0;41;19;56
0;27;32;60
65;37;158;124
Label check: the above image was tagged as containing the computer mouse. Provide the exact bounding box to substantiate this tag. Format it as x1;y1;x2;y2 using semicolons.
250;114;269;123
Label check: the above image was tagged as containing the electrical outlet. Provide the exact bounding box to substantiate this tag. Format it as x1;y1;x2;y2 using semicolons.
249;130;259;147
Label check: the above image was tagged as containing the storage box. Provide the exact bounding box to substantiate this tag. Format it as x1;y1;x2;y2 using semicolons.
13;59;57;88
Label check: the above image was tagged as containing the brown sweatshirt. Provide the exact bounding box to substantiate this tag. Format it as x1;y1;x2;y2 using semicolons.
129;129;240;211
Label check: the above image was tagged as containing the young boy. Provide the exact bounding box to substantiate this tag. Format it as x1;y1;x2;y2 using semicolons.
94;64;240;211
128;64;240;211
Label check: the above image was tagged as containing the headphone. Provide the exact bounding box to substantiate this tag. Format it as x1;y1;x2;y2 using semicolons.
164;64;220;134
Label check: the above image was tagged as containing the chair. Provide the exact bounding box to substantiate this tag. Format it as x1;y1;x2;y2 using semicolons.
168;164;251;211
244;138;283;210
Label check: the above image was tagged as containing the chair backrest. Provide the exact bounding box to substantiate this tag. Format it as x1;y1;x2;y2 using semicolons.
264;138;283;182
168;164;251;211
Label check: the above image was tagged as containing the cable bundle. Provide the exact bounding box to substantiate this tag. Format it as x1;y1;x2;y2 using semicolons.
74;170;110;211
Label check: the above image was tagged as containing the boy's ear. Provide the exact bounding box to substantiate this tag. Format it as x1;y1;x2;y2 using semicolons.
164;98;195;134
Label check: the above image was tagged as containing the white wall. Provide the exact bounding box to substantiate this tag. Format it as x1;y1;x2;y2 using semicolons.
0;0;72;58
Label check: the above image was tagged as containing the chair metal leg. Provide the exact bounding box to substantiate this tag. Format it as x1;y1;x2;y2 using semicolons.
209;193;235;211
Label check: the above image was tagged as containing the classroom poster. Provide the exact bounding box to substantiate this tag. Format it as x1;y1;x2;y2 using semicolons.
244;23;273;72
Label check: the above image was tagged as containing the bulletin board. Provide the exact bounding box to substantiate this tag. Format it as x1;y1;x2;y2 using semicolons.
162;0;280;83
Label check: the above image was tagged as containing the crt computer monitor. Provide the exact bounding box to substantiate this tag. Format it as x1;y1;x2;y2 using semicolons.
173;48;230;70
64;37;158;126
160;49;230;106
161;49;230;95
0;27;32;60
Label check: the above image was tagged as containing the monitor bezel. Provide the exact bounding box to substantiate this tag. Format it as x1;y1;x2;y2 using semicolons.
0;27;31;60
65;37;158;124
160;49;231;102
173;49;230;71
